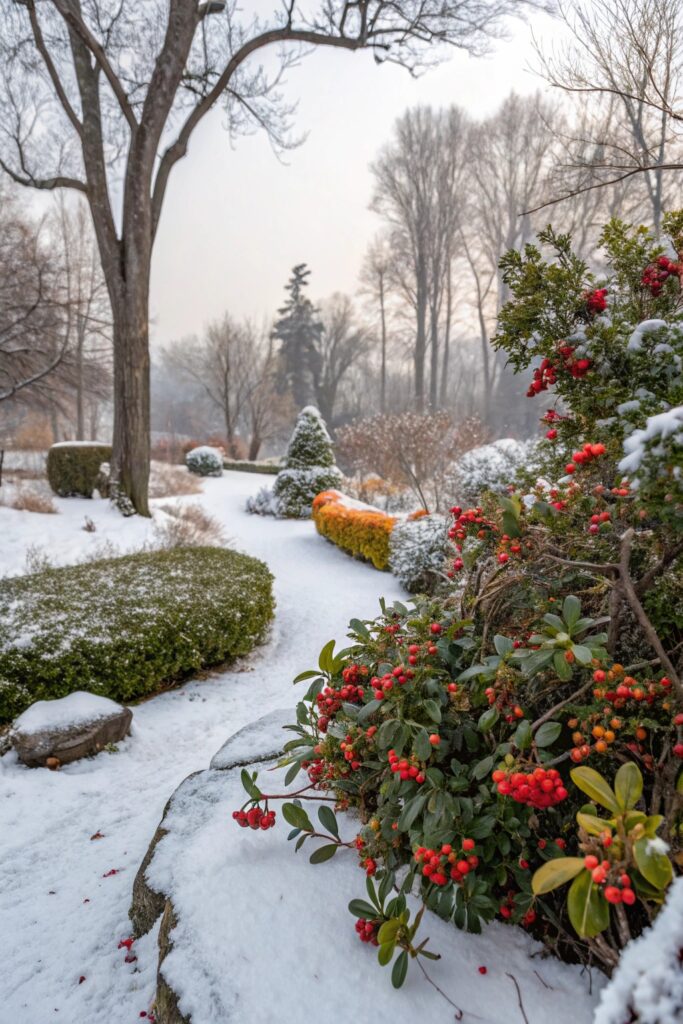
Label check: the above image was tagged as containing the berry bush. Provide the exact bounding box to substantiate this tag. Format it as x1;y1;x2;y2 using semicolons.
234;213;683;986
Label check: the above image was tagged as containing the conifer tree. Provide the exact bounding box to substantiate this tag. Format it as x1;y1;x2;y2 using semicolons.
273;265;322;408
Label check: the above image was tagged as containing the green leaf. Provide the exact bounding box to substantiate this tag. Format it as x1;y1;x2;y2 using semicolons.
472;755;495;780
494;634;514;656
571;644;593;665
576;812;612;836
392;950;409;989
309;844;338;864
570;767;620;814
348;899;379;919
282;802;313;832
563;595;581;630
502;510;521;538
553;649;573;681
633;836;673;890
567;870;610;938
318;639;336;673
377;919;400;945
284;760;302;786
293;669;320;684
424;699;442;724
318;805;340;838
414;728;433;762
478;706;499;733
397;793;428;832
357;700;382;724
377;942;395;967
542;613;565;633
535;721;562;747
532;857;585;895
513;719;532;751
349;618;371;640
240;769;262;801
614;762;643;811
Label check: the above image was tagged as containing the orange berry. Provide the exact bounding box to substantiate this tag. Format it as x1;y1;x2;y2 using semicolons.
595;740;607;753
592;725;605;739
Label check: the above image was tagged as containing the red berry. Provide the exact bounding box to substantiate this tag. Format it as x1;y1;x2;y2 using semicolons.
478;966;488;975
429;734;441;746
462;838;475;852
430;623;442;635
604;886;622;904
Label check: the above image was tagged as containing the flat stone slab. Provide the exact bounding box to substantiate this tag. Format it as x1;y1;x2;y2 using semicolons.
11;691;132;767
209;707;292;770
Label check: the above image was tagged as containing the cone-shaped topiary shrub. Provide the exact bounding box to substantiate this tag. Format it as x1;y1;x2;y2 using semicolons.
47;441;112;498
248;406;341;518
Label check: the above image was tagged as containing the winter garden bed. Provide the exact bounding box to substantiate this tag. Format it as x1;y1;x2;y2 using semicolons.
130;740;605;1024
0;546;274;721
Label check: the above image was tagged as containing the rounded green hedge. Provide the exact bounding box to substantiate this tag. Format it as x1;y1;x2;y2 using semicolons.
47;441;112;497
0;547;274;721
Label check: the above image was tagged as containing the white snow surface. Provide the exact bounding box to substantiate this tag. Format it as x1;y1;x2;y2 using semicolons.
593;878;683;1024
11;691;125;736
0;472;605;1023
627;319;668;351
619;405;683;475
146;760;604;1024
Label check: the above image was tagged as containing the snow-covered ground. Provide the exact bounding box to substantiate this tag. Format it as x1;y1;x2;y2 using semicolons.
0;472;604;1023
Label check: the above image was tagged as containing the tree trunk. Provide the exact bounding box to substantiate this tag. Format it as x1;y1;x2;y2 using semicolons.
111;290;151;517
429;300;439;410
439;267;452;408
76;313;85;438
378;272;387;415
248;434;261;460
414;261;428;413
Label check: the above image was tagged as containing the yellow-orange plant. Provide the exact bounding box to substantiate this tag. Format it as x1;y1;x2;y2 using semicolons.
312;491;396;570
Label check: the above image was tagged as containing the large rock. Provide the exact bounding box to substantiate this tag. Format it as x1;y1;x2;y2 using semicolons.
10;691;132;767
209;707;291;770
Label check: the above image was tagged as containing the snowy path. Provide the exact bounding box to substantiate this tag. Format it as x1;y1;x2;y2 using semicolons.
0;473;405;1023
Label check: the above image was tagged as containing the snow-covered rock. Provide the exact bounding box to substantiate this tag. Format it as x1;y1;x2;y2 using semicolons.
11;691;132;767
131;760;604;1024
593;878;683;1024
210;708;292;769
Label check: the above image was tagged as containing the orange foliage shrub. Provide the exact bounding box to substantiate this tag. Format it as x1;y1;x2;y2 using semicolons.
311;491;396;570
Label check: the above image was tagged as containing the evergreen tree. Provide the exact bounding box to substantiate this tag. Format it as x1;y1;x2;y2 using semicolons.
269;406;341;517
273;265;322;408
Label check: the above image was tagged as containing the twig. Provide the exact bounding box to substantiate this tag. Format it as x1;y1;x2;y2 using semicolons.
416;958;470;1021
505;972;530;1024
533;969;554;991
531;679;595;731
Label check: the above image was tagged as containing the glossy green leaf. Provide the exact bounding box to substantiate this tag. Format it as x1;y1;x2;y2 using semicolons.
553;649;573;681
317;639;336;673
567;869;610;938
563;595;581;630
348;899;378;919
424;699;442;724
397;793;428;832
614;762;643;811
633;836;673;890
571;644;593;665
318;805;339;838
392;950;409;988
309;843;337;864
494;634;514;656
377;919;400;945
576;812;612;836
478;706;499;732
513;719;532;751
532;857;585;895
570;767;620;814
535;721;562;747
281;802;313;832
377;942;395;966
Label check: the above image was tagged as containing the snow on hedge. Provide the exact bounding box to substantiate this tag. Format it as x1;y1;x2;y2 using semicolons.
619;405;683;479
593;877;683;1024
389;513;449;593
185;446;224;477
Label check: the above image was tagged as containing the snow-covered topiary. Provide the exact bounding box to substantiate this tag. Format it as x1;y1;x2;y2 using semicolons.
247;407;341;518
593;877;683;1024
389;513;449;593
445;438;538;506
185;445;223;477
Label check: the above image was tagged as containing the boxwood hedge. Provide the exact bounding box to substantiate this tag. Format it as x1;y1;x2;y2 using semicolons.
0;547;274;721
47;441;112;497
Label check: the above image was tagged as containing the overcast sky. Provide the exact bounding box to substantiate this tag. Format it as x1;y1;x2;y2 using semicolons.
150;12;557;350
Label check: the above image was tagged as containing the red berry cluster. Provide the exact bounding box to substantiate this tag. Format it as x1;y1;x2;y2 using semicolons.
565;441;606;475
641;256;680;296
585;288;608;314
340;733;363;771
232;807;276;830
316;683;364;731
492;766;569;808
388;748;426;784
527;346;592;397
414;839;478;886
449;505;498;571
594;671;672;708
584;855;636;905
342;663;369;685
354;918;380;945
371;665;415;700
588;509;611;534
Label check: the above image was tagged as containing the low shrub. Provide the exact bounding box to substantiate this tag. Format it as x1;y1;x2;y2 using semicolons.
46;441;112;498
149;461;203;498
312;490;395;570
445;438;538;507
223;459;280;475
153;502;226;548
0;546;274;721
273;465;342;518
2;483;57;514
389;513;449;593
185;446;223;477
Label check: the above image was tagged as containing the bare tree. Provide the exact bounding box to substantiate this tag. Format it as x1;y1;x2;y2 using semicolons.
360;236;392;413
315;293;371;425
0;0;533;515
533;0;683;225
370;104;469;411
0;188;72;406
